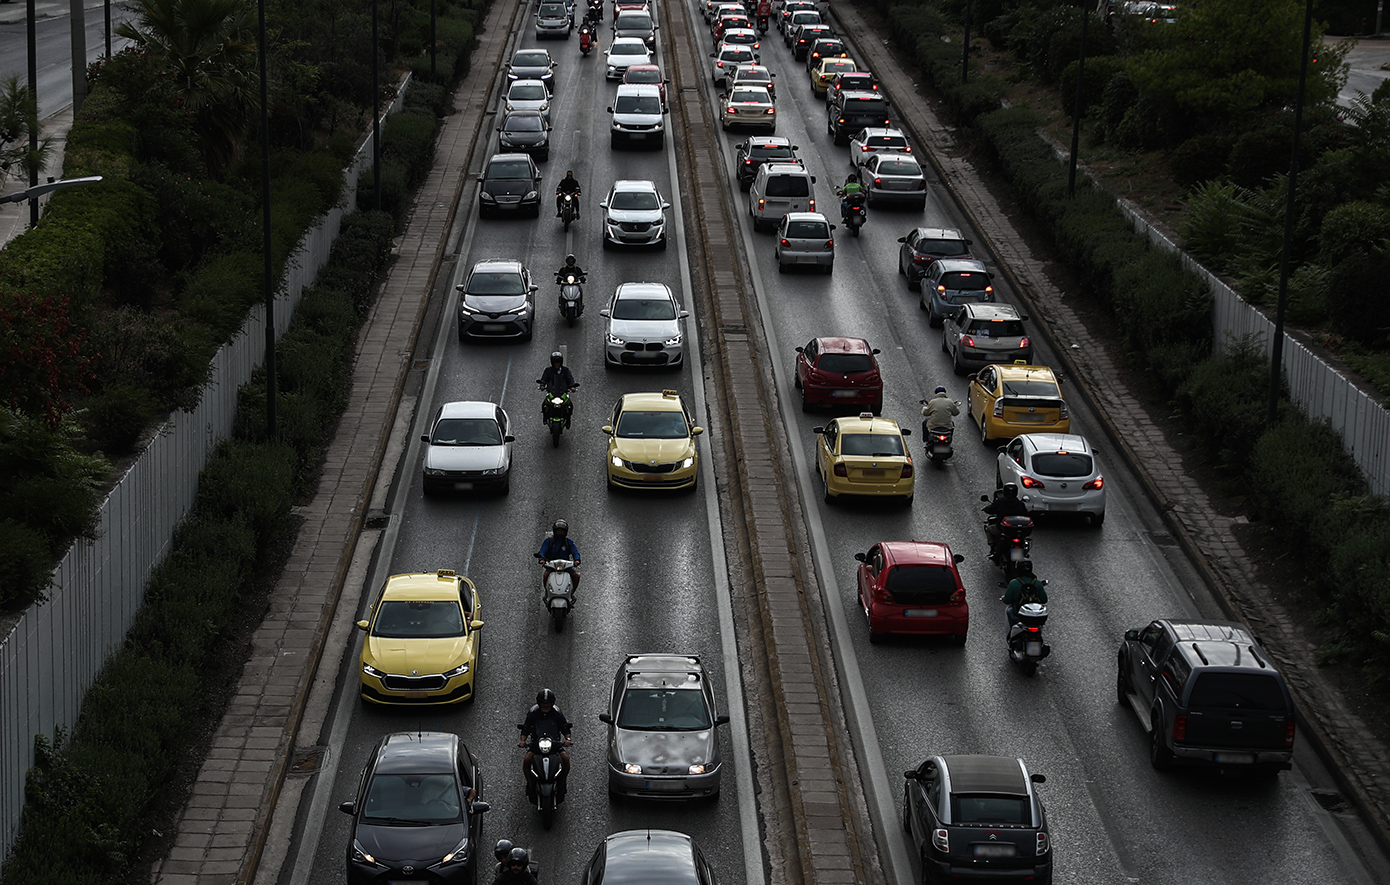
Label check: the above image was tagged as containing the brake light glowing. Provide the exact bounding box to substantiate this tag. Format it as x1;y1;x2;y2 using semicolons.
984;285;994;295
937;284;947;293
758;198;765;210
780;238;790;247
1019;336;1030;348
961;335;976;348
874;177;882;186
765;107;775;114
1285;719;1296;746
1083;476;1104;490
808;198;815;210
1019;476;1045;489
825;240;834;248
861;145;871;151
1173;714;1187;743
833;463;847;476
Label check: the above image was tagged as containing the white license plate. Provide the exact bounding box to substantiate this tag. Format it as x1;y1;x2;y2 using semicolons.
1026;641;1043;656
482;324;508;332
972;844;1016;858
831;390;859;398
453;482;473;490
628;132;647;140
1214;752;1256;765
645;779;685;791
904;609;937;618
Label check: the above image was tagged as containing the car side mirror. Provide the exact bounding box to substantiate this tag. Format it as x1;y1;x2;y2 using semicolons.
471;801;491;813
476;174;484;182
997;446;1006;454
470;620;485;630
812;426;825;434
339;801;356;815
810;175;816;183
965;239;973;246
355;619;369;629
795;346;804;353
901;428;912;436
420;434;430;443
1030;773;1046;785
606;106;614;112
830;224;837;230
599;200;609;208
692;426;705;436
853;552;867;563
903;770;918;780
529;285;539;293
715;714;730;725
599;713;614;723
871;348;880;354
967;374;978;381
679;310;690;318
602;425;614;434
599;308;610;317
897;236;907;243
1124;629;1139;641
504;435;516;443
954;554;965;564
662;201;671;209
710;52;716;57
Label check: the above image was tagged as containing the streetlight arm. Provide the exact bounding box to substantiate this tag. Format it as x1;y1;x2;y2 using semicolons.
0;175;103;204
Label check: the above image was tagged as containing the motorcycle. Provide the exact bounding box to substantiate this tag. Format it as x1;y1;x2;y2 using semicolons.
537;381;578;447
518;721;567;830
579;25;594;55
981;495;1034;579
919;399;959;466
836;189;867;237
1002;593;1051;677
554;271;586;326
539;557;577;631
492;842;542;881
757;15;769;32
558;192;578;231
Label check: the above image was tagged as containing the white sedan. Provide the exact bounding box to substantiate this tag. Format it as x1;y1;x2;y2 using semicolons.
720;86;776;131
848;127;912;168
606;37;654;79
421;401;514;496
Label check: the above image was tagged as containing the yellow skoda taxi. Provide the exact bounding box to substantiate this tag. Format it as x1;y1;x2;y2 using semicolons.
604;389;704;491
967;361;1070;444
356;569;484;705
812;412;915;505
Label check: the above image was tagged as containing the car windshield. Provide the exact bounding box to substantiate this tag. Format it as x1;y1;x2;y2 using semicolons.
613;298;676;320
1000;379;1060;397
918;237;969;257
617;688;712;730
953;795;1029;825
840;433;904;456
626;69;661;83
730;90;767;103
785;220;830;238
614;95;662;114
751;144;794;159
612;42;647;56
509;84;547;101
940;271;989;291
513;50;549;66
1187;673;1287;710
967;319;1024;336
468;270;526;293
363;773;463;823
816;353;873;373
372;600;465;638
1031;451;1092;476
616;409;689;438
610;190;661;210
765;176;809;197
539;3;566;13
878;159;922;176
431;417;503;446
504;115;544;132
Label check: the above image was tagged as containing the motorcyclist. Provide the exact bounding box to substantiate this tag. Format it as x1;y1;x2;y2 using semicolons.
1002;559;1048;640
518;688;573;799
921;386;959;436
554;253;587;285
587;0;602;24
837;173;864;224
556;170;582;219
539;350;577;426
535;518;581;592
492;846;539;885
756;0;771;29
982;482;1029;557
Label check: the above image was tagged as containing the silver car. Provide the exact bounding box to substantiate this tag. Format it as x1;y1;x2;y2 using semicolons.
456;258;537;342
600;282;688;368
996;433;1106;524
856;152;928;209
774;211;835;274
849;126;912;168
943;302;1032;373
503;79;551;123
599;654;730;799
535;1;572;38
600;179;671;249
421;401;514;496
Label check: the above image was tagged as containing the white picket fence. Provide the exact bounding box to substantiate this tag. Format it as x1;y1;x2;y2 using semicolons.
0;81;408;864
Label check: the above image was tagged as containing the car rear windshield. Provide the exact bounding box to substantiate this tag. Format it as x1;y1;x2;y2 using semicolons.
467;270;526;293
504;115;543;132
844;97;890;113
432;418;503;446
840;433;904;456
610;190;660;210
953;795;1029;825
820;60;855;73
736;70;771;82
721;48;755;61
617;688;712;730
614;95;662;114
612;298;676;320
364;774;463;822
765;176;810;197
730;89;768;103
626;69;661;83
616;410;689;438
866;135;905;148
877;159;921;175
785;220;830;239
940;271;989;291
1187;673;1287;711
917;237;969;257
1031;451;1092;477
816;353;873;373
373;600;465;638
884;564;957;604
751;145;794;160
1000;379;1060;398
966;319;1024;336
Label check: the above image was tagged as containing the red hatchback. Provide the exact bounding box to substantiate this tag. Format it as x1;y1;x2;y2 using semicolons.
622;64;668;109
794;337;884;414
854;541;969;644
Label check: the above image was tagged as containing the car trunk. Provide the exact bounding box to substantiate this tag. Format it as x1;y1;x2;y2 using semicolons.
998;396;1064;426
883;564;957;606
1030;451;1093;501
1182;673;1290;753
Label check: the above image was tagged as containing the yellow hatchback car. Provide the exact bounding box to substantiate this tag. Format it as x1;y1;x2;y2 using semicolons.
604;389;704;491
811;58;857;96
356;569;483;705
812;412;915;505
967;361;1071;444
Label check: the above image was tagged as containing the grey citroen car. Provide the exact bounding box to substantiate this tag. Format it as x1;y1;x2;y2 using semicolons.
599;654;730;799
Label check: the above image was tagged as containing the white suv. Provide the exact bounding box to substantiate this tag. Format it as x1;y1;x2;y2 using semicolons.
607;83;666;149
600;179;671;249
599;282;689;369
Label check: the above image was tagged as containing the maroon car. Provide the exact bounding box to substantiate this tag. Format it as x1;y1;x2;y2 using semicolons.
794;336;883;413
855;541;969;644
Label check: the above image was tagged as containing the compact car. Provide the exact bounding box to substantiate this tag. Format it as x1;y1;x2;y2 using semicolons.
826;70;879;105
996;432;1106;523
721;85;777;131
790;23;833;58
507;48;556;91
943;302;1032;373
967;362;1071;443
606;37;654;79
811;58;857;95
622;63;669;108
774;211;835;274
849;126;911;167
711;43;759;85
897;226;973;290
603;390;703;490
921;257;995;326
855;540;968;642
599;282;688;367
599;179;671;249
794;336;883;412
496;110;551;161
857;152;928;209
729;63;776;101
502;78;551;123
476;153;542;218
734;134;799;190
420;401;514;496
356;570;484;704
812;413;914;504
580;831;720;885
535;1;573;39
804;37;849;69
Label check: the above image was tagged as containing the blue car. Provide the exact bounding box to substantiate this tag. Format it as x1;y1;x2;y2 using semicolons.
921;257;995;328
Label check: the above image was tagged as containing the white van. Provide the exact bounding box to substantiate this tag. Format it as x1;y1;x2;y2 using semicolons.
607;83;666;149
748;162;816;232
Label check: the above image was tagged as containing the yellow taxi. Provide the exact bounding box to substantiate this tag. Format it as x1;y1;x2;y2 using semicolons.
811;58;857;96
603;389;704;491
356;569;483;705
967;361;1070;444
812;412;914;505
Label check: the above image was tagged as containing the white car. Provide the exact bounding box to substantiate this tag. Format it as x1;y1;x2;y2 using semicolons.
600;179;670;249
995;433;1106;524
421;401;514;496
720;85;776;131
857;152;928;209
711;43;759;86
600;282;689;369
606;37;654;79
848;127;911;167
607;83;666;149
503;79;551;123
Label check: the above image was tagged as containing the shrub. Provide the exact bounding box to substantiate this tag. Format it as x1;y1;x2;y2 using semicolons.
1181;180;1243;272
1318;201;1390;266
1175;336;1271;472
179;251;265;340
1167;133;1235;190
1328;248;1390;347
83;383;156;456
382;110;440;190
1059;55;1126;119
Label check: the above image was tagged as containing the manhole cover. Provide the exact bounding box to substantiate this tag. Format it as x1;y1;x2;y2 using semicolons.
291;749;324;774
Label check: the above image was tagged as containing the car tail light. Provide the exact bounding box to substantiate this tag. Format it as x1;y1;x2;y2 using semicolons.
948;588;964;605
758;198;765;210
1083;476;1104;490
1019;336;1030;349
861;145;871;152
780;238;790;247
914;179;926;189
744;158;753;164
1285;719;1296;747
904;145;912;152
993;400;1004;418
728;107;738;114
833;463;847;476
825;240;834;248
1036;831;1050;856
961;335;976;348
1019;476;1045;489
1026;626;1040;634
913;254;928;264
873;177;882;186
765;107;775;115
1172;714;1187;743
808;198;815;210
1059;402;1069;420
900;462;914;478
932;828;949;853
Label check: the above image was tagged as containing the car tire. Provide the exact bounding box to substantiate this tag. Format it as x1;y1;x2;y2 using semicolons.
941;334;949;354
499;478;510;497
928;313;943;329
953;352;967;376
1150;720;1175;771
457;322;468;343
908;272;921;292
820;464;835;505
918;293;927;311
902;792;912;833
867;620;882;644
777;259;786;273
898;255;906;276
953;631;967;647
422;481;436;499
657;235;667;251
824;262;833;275
995;469;1004;489
979;417;991;446
1116;655;1131;706
601;234;611;250
1092;511;1106;526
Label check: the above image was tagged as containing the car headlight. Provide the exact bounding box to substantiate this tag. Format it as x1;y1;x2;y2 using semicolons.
438;833;470;866
362;663;386;679
508;73;518;79
442;662;470;678
479;192;496;202
351;839;383;867
524;190;538;200
460;302;481;315
480;466;506;476
612;455;624;467
624;763;643;774
682;456;695;468
424;467;445;476
506;103;516;111
664;334;682;346
607;333;626;345
688;764;706;775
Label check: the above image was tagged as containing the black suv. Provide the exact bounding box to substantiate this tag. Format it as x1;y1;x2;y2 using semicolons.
903;755;1051;884
897;226;973;291
827;90;891;145
734;135;801;190
1117;619;1296;774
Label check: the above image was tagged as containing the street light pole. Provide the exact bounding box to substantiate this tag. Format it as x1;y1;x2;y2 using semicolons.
26;0;38;227
431;0;438;79
1067;0;1090;198
961;0;973;84
69;0;87;113
0;175;104;205
258;0;276;439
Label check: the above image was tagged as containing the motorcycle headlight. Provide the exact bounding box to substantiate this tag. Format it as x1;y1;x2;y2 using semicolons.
612;455;624;467
538;737;553;753
361;663;386;679
624;763;643;774
607;333;626;345
442;662;470;678
688;764;706;775
351;839;383;867
524;191;538;200
664;334;683;346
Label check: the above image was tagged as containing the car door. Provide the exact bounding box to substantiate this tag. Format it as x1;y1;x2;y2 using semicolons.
818;419;839;477
907;758;942;845
969;365;996;425
797;338;818;385
856;543;880;609
1001;437;1026;484
1129;622;1167;711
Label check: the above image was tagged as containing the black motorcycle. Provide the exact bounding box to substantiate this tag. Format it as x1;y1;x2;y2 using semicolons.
537;381;578;447
559;192;579;231
1001;588;1050;678
981;497;1034;580
838;190;867;237
919;400;958;466
519;721;567;830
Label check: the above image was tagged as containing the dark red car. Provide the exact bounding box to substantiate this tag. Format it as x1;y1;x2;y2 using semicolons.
713;14;753;41
794;336;883;413
855;541;969;644
622;64;668;109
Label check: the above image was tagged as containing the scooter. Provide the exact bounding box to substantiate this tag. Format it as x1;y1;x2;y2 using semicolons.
539;557;577;631
559;192;578;231
555;270;586;326
981;498;1034;579
1003;595;1051;677
919;400;958;466
757;15;769;33
518;722;567;830
837;190;867;237
538;382;578;447
579;25;594;55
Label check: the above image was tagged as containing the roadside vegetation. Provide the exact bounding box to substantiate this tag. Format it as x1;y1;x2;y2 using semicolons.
852;0;1390;677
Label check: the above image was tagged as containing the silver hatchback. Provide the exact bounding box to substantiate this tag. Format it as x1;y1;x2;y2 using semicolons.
943;302;1032;373
996;433;1106;524
774;211;835;274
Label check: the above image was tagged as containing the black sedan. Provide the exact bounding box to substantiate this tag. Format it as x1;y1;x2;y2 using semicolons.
476;153;542;218
733;135;800;190
903;754;1051;884
507;48;556;91
580;830;720;884
340;732;490;885
497;111;552;161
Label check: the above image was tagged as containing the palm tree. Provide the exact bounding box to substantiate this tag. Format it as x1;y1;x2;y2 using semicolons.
0;77;53;189
115;0;258;169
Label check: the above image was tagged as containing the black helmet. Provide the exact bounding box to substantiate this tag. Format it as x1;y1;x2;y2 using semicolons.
494;839;515;862
550;351;563;366
934;385;947;394
508;847;530;867
1017;559;1033;575
552;518;568;536
845;173;856;184
1002;483;1019;498
565;253;577;265
536;687;557;706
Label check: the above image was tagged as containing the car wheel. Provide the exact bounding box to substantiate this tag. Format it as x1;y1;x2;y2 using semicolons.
794;373;802;389
824;262;833;275
908;272;921;292
918;293;927;311
1116;656;1131;706
979;417;991;446
953;352;967;376
422;481;436;499
457;322;467;343
941;334;949;354
953;631;967;647
1092;511;1106;526
801;391;812;412
901;792;912;833
499;478;510;497
1149;719;1175;771
898;255;905;276
867;619;882;644
928;313;943;329
777;259;786;273
657;235;667;251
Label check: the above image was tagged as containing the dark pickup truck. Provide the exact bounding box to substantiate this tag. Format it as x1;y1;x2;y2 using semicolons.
1117;618;1295;775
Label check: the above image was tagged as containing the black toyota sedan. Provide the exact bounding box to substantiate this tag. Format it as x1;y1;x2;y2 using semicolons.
903;754;1051;884
340;731;490;885
477;153;542;218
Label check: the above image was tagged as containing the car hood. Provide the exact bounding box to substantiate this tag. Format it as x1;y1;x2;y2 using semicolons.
425;445;507;472
605;207;664;224
608;317;679;340
364;634;474;673
482;178;537;198
614;727;715;769
353;820;467;866
500;131;548;146
612;437;695;462
510;66;552;79
612;111;662;126
463;294;530;312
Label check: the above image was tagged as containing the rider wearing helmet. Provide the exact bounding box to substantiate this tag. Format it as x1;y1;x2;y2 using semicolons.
555;253;587;282
539;350;578;426
556;170;582;218
1003;559;1048;640
491;845;539;885
983;482;1030;556
535;518;581;592
921;385;959;434
518;688;573;801
839;172;864;224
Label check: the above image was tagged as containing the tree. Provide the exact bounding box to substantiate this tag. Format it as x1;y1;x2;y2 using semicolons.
0;77;54;189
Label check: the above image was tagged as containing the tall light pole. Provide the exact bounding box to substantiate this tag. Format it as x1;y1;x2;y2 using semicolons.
258;0;276;438
372;0;381;211
68;0;87;113
26;0;38;227
1067;0;1090;198
1267;0;1316;424
961;0;973;84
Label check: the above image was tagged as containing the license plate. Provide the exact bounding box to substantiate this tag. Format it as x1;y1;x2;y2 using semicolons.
1025;641;1042;656
904;609;937;618
645;779;685;791
628;132;646;140
1011;412;1049;423
831;390;858;398
972;844;1016;858
859;469;886;477
482;324;508;332
643;474;664;482
453;482;474;490
1215;752;1256;765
